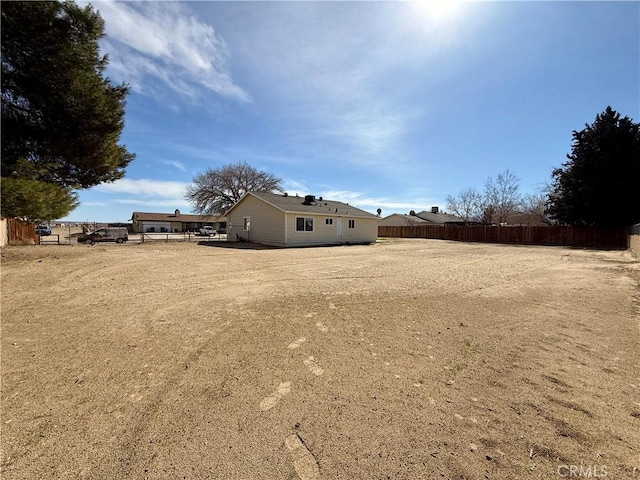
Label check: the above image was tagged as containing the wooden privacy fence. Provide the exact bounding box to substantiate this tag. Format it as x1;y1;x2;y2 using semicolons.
3;218;36;245
378;225;629;249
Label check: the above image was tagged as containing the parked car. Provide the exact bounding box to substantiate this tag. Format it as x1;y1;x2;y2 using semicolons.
198;226;217;236
77;227;128;244
35;225;52;236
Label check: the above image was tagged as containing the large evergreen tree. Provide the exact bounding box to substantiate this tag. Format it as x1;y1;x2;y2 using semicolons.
1;177;79;223
1;1;134;220
547;107;640;229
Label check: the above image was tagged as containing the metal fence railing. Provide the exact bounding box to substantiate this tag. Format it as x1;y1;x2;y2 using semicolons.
12;226;229;245
139;232;227;243
38;234;61;245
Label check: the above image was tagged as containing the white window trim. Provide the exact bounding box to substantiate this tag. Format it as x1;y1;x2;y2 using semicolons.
243;216;251;231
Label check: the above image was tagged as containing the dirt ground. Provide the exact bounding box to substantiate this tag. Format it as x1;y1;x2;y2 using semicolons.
1;239;639;479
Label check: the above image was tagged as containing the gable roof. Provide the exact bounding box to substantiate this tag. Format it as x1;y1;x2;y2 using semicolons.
380;214;431;224
227;191;379;219
131;211;222;223
415;210;464;224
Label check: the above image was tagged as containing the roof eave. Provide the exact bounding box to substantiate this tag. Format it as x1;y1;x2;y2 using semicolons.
287;210;377;219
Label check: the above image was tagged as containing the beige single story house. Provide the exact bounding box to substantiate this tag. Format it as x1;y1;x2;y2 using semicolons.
130;210;225;233
225;192;379;247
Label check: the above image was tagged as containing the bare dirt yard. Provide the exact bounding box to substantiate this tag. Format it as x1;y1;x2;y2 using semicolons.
1;239;639;479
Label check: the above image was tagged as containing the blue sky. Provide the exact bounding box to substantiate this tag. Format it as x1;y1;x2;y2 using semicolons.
64;0;639;223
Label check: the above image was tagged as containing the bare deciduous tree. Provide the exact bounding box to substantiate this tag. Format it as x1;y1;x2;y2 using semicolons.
483;169;521;224
520;192;552;226
447;171;555;226
446;187;482;223
186;161;283;215
447;170;533;225
480;204;496;225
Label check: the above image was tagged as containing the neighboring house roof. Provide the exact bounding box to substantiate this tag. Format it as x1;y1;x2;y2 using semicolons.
380;214;431;225
227;191;379;219
415;210;464;224
131;211;223;222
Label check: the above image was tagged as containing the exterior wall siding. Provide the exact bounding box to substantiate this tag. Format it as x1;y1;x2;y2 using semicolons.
139;221;173;233
133;220;218;233
285;213;339;246
0;218;7;247
341;217;378;244
228;195;285;246
630;234;640;258
285;213;377;246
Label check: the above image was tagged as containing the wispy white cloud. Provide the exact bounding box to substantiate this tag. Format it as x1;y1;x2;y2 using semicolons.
89;178;191;211
282;179;309;196
311;105;419;158
168;143;227;164
225;2;427;162
87;1;249;102
93;178;188;198
160;160;187;172
113;198;191;208
323;190;440;215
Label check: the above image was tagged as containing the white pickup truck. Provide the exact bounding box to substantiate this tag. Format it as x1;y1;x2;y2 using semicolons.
199;226;217;236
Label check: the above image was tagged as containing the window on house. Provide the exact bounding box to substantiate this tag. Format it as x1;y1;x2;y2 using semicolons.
325;218;333;225
243;217;251;231
348;219;355;229
296;217;314;232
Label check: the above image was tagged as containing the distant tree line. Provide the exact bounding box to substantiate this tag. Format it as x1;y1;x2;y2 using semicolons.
447;107;639;229
446;170;549;226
